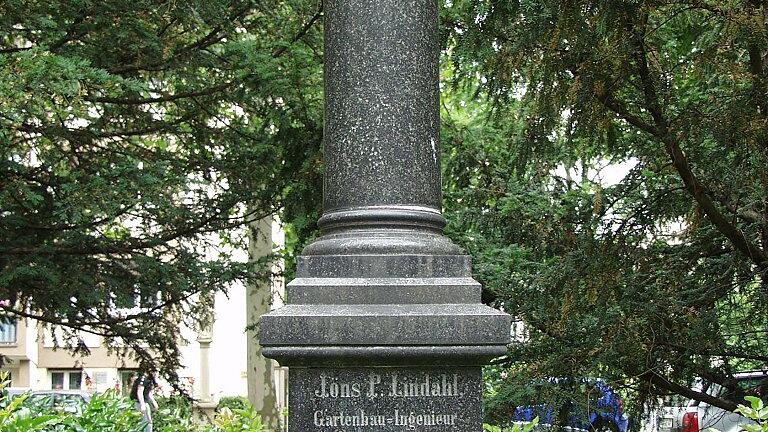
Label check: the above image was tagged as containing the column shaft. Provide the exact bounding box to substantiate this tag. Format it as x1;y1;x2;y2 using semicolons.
321;0;442;230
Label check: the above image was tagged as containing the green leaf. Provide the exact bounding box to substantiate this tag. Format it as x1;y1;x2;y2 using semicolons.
745;396;764;411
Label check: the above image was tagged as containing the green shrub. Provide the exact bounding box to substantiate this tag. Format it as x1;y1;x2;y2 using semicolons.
213;405;263;432
0;371;61;432
1;371;264;432
2;371;144;432
56;390;144;432
154;413;200;432
0;394;61;432
153;396;265;432
157;395;193;416
736;396;768;432
216;396;250;412
153;395;196;431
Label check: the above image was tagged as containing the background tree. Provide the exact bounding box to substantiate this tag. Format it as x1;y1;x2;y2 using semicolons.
0;0;324;394
440;0;767;422
4;0;767;425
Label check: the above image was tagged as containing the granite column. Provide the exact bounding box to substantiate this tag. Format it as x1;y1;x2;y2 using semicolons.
260;1;510;430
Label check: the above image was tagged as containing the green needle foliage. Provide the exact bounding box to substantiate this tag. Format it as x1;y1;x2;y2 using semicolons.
2;0;766;421
440;0;768;422
0;0;323;386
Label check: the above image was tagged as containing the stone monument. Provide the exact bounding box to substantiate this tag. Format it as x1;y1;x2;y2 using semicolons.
260;0;511;430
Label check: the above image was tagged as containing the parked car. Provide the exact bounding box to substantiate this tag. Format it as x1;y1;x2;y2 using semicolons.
512;379;630;432
2;387;31;400
0;387;31;407
653;370;768;432
23;390;92;414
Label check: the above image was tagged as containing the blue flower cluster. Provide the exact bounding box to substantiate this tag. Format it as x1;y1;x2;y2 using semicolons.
511;379;629;432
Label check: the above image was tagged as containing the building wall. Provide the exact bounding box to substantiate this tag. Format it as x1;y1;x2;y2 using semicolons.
209;285;249;400
0;318;36;387
1;220;287;412
1;293;273;401
25;317;40;387
38;346;138;370
0;318;29;359
173;285;250;402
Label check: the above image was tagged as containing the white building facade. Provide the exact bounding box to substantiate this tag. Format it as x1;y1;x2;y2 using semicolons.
0;221;286;411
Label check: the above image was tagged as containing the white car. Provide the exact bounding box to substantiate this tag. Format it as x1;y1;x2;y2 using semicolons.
23;390;92;414
653;370;767;432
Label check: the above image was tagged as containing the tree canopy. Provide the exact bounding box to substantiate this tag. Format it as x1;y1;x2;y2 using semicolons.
0;0;323;385
440;0;768;422
2;0;766;422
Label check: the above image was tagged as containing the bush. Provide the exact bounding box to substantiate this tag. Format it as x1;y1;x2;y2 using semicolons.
736;396;768;432
153;396;264;432
213;405;263;432
153;395;196;431
57;390;144;432
1;372;143;432
216;396;250;412
0;395;61;432
0;371;264;432
0;371;62;431
157;395;193;416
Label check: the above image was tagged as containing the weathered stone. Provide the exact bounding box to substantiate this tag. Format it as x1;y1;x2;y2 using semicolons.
258;0;510;430
296;255;472;278
261;347;508;368
323;0;441;214
261;304;509;346
289;367;483;432
288;277;481;304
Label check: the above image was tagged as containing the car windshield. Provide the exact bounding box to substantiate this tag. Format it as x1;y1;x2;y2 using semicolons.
25;394;51;403
56;394;84;404
21;392;89;412
22;393;53;410
722;376;768;405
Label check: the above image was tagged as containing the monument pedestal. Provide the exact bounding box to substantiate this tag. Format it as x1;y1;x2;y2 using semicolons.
262;250;508;431
289;367;482;431
259;0;510;429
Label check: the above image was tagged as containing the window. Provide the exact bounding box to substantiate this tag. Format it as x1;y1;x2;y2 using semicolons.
50;370;82;390
51;372;64;389
725;376;768;405
69;372;82;390
0;317;17;344
93;371;107;386
119;370;139;397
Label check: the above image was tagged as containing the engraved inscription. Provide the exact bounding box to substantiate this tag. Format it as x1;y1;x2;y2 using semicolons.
388;373;461;398
312;409;459;428
289;367;482;432
313;372;463;399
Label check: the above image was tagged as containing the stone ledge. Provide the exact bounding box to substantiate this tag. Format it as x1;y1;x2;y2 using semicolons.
297;254;472;278
262;345;508;366
260;303;510;347
288;277;481;304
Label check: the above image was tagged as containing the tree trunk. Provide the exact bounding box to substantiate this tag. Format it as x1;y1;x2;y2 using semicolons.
246;217;281;431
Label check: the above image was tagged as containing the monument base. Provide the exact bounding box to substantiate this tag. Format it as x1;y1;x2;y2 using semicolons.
261;252;509;431
289;366;483;432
